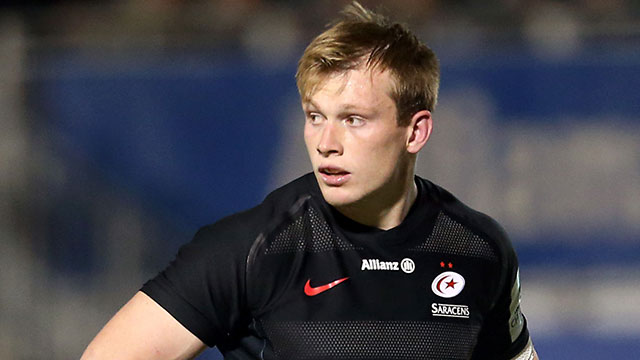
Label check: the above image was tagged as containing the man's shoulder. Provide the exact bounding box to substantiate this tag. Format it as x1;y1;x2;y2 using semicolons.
194;173;319;248
417;177;514;259
262;173;319;209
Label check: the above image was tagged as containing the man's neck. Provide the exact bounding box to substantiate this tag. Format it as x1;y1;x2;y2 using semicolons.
335;178;418;230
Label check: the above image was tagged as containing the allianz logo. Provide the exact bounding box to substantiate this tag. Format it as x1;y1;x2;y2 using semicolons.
361;258;415;274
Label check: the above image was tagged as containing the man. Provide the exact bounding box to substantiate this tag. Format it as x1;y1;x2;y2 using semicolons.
82;2;537;359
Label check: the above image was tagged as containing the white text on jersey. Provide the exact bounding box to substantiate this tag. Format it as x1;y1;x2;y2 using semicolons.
431;303;470;318
361;258;415;274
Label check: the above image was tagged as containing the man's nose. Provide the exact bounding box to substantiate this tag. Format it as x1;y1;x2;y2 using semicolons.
317;121;343;157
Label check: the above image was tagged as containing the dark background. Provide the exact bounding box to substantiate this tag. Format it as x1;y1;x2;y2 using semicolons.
0;0;639;358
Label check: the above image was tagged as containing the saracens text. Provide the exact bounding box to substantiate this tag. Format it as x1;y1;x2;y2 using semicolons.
431;303;470;319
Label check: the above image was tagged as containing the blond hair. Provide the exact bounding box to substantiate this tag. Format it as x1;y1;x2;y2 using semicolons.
296;2;440;125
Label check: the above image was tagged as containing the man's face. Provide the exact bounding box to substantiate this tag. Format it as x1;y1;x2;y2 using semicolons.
303;66;413;210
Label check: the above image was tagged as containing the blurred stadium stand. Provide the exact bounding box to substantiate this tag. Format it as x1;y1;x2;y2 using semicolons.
1;0;639;358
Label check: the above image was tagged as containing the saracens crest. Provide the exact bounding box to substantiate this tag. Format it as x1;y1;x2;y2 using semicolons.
431;271;465;298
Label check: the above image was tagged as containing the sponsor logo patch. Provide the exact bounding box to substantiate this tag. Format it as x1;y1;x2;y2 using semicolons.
361;258;415;274
400;258;415;273
508;269;525;341
304;277;349;297
431;303;470;318
431;271;465;298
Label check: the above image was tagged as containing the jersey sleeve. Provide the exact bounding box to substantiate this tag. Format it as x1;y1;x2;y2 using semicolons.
472;236;530;359
141;215;257;347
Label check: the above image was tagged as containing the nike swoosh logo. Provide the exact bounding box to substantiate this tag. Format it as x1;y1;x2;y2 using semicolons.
304;277;349;296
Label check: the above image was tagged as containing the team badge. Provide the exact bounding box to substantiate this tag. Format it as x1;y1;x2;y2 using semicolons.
431;271;465;298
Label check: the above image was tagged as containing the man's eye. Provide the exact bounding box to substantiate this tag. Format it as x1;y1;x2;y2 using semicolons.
345;116;365;126
307;113;323;124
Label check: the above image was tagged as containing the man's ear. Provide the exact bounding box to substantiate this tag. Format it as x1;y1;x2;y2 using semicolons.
406;110;433;154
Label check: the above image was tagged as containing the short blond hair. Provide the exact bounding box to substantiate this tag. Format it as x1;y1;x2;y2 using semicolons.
296;2;440;125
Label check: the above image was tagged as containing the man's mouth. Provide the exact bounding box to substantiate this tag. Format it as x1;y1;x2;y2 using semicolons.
318;166;351;186
320;167;349;176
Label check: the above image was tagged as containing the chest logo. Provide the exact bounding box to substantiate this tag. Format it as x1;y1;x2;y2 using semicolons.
361;258;415;273
304;277;349;296
431;271;465;298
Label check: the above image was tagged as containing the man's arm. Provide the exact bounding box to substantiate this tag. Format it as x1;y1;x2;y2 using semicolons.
81;291;207;360
511;338;539;360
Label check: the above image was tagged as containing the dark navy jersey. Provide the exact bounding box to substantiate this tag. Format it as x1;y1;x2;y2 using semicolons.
142;173;530;359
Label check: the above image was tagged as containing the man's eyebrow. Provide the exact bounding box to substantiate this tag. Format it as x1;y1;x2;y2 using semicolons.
340;104;366;112
338;104;376;118
304;101;370;113
303;101;320;111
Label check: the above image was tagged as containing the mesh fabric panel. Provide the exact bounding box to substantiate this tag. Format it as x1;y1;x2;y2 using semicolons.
410;212;497;261
263;320;480;359
265;206;358;254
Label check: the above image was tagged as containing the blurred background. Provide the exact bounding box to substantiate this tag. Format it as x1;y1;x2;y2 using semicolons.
1;0;639;358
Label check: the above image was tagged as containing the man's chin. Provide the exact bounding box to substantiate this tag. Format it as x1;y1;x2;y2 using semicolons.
318;186;358;208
